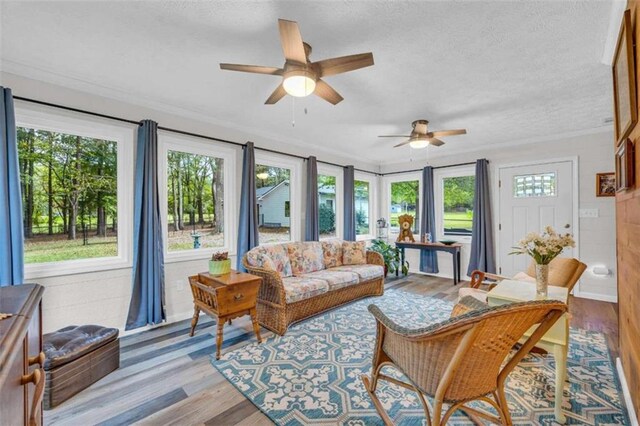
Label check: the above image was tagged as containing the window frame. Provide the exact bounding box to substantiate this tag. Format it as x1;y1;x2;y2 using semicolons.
383;172;422;239
317;165;343;241
255;151;302;242
16;103;135;279
354;172;377;241
434;165;475;243
158;131;236;262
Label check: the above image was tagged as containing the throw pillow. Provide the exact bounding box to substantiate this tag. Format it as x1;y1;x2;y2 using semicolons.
342;241;366;265
321;240;343;268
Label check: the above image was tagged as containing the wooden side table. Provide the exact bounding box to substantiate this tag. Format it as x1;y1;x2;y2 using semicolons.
188;270;262;360
487;279;569;424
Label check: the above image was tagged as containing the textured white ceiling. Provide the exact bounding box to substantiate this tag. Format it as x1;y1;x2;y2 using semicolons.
0;1;615;164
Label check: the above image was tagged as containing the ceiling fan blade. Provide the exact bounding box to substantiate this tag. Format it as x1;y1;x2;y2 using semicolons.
429;138;445;147
429;129;467;137
265;84;287;104
278;19;307;64
220;63;283;75
393;140;412;148
315;53;375;77
378;135;411;138
314;80;344;105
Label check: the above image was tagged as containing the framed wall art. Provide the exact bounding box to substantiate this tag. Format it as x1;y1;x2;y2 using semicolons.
596;172;616;197
616;138;635;191
612;9;637;147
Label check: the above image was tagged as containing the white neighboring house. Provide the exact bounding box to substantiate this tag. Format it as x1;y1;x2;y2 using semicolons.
257;181;291;228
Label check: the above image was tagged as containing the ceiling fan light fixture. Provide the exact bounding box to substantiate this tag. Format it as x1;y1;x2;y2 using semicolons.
409;138;430;149
282;69;316;97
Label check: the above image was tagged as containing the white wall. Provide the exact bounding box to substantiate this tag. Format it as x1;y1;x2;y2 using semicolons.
380;129;618;302
1;72;380;333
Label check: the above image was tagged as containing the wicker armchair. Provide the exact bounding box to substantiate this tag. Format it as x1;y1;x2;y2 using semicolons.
460;257;587;303
361;296;567;426
243;250;385;335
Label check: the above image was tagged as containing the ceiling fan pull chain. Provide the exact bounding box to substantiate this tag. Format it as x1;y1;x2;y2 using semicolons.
291;97;296;127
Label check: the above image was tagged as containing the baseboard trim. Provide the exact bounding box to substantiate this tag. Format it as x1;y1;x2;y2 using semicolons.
617;358;639;426
118;310;193;337
574;290;618;303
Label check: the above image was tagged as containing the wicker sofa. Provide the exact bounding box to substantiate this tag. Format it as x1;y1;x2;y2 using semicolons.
242;240;385;335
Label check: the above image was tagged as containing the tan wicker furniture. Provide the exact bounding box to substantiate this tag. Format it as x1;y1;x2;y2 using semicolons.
242;241;385;335
188;271;262;360
361;295;567;426
459;257;587;303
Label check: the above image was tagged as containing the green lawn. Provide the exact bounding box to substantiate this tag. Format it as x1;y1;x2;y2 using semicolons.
24;236;118;264
389;211;472;232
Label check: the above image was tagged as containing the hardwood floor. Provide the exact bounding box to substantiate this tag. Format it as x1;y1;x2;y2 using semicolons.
44;274;619;426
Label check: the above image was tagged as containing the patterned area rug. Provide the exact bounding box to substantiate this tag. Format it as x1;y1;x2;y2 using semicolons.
212;290;629;425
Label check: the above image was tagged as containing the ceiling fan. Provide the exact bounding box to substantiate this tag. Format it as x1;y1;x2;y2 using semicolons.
379;120;467;149
220;19;374;105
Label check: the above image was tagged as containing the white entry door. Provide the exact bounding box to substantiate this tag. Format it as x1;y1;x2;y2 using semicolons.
498;160;574;277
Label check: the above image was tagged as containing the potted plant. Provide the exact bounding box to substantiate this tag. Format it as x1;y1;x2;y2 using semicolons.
510;226;575;297
369;239;409;277
209;251;231;275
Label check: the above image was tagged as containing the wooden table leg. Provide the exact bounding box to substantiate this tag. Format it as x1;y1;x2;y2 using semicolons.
189;306;200;337
250;308;262;344
456;249;461;284
452;250;458;285
552;343;567;424
215;319;224;360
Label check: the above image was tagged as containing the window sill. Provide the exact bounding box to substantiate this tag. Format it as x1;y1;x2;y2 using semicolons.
25;257;132;280
165;247;234;264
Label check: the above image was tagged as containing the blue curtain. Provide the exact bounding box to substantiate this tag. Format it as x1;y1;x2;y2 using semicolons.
304;156;319;241
237;142;259;271
0;87;24;287
126;120;165;330
467;158;496;275
420;166;439;273
343;165;356;241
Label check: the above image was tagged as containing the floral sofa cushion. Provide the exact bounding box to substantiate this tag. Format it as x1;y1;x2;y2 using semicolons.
332;264;384;281
281;276;330;303
246;244;293;277
321;240;343;268
301;269;359;291
287;242;325;276
342;241;367;265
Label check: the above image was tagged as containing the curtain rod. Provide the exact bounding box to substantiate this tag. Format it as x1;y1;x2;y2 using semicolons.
13;95;381;176
381;161;483;176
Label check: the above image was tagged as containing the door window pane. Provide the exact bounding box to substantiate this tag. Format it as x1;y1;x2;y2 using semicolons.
256;164;291;243
17;127;118;264
513;172;556;198
355;180;370;235
167;151;224;251
443;176;474;236
390;180;419;233
318;174;336;240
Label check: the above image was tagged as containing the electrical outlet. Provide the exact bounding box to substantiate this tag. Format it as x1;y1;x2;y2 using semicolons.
579;208;599;218
176;280;185;291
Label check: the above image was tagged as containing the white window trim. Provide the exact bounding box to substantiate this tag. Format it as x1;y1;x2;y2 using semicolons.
354;172;377;241
317;165;343;241
434;165;475;243
158;131;237;263
255;151;302;242
16;103;135;279
382;172;422;239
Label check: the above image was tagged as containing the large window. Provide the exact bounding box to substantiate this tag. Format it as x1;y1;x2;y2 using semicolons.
318;174;337;239
166;151;224;252
17;128;118;264
355;180;370;236
390;180;419;234
256;164;291;243
442;175;474;236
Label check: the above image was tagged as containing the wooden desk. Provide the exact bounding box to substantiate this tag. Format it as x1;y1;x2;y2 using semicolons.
488;280;569;423
188;271;262;360
394;241;462;284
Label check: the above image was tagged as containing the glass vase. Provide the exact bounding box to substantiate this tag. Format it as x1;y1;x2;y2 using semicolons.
535;263;549;298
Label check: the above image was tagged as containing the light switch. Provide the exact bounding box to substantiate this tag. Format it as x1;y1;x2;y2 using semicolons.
579;208;599;218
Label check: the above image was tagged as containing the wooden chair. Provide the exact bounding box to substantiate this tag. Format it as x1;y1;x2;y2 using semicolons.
459;257;587;303
361;296;568;426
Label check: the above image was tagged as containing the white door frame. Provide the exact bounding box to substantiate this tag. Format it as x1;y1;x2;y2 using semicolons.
495;156;581;296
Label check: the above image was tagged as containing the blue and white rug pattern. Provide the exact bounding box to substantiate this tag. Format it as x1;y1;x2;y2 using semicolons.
213;290;629;425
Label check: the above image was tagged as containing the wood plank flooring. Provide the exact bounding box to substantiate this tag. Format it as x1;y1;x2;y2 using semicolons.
44;274;619;426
